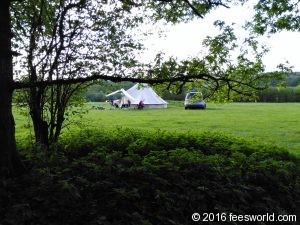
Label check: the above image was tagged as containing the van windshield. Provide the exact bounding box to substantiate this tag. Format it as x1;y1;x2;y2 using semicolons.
186;92;203;100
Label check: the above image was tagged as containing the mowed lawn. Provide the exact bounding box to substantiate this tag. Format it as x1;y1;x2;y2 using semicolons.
14;102;300;155
83;102;300;155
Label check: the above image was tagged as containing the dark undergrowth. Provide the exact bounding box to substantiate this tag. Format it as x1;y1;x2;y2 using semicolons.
1;128;300;225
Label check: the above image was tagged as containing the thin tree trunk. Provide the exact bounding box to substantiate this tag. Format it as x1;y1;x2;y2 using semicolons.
0;0;25;177
29;87;49;149
30;109;49;149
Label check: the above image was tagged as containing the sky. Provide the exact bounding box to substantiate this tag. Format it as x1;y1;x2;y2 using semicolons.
141;2;300;72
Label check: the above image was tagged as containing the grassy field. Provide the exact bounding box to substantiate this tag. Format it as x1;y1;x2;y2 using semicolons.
14;101;300;155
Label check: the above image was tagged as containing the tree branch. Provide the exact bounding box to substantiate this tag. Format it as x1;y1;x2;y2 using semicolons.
183;0;204;18
13;72;205;89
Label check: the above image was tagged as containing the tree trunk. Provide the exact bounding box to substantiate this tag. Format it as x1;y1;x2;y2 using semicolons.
0;0;25;177
31;112;49;149
29;87;50;149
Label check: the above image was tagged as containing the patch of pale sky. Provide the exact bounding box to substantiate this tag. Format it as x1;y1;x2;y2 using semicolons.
140;2;300;72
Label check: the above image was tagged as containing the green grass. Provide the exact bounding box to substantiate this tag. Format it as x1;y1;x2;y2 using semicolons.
7;103;300;225
14;102;300;155
82;102;300;155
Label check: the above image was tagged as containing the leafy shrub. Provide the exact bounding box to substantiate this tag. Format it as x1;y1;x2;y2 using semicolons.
1;128;299;225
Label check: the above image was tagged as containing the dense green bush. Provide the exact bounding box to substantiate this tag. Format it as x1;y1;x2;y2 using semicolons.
1;128;299;225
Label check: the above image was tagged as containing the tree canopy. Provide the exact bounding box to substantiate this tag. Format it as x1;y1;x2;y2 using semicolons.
10;0;294;100
252;0;300;34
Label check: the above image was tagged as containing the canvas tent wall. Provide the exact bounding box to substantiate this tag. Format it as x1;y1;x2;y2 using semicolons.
106;84;168;108
126;84;167;108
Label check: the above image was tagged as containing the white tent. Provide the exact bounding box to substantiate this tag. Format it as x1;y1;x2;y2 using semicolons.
106;84;168;108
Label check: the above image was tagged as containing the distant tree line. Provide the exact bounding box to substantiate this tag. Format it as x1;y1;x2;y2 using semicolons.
253;72;300;102
282;72;300;87
83;73;300;102
84;85;108;102
161;91;186;101
257;85;300;102
83;81;134;102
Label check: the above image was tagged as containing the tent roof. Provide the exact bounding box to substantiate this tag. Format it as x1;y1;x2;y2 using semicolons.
106;83;167;105
106;88;135;101
126;84;167;105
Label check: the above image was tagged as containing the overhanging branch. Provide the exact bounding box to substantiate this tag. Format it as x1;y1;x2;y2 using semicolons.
12;70;267;95
12;72;203;89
